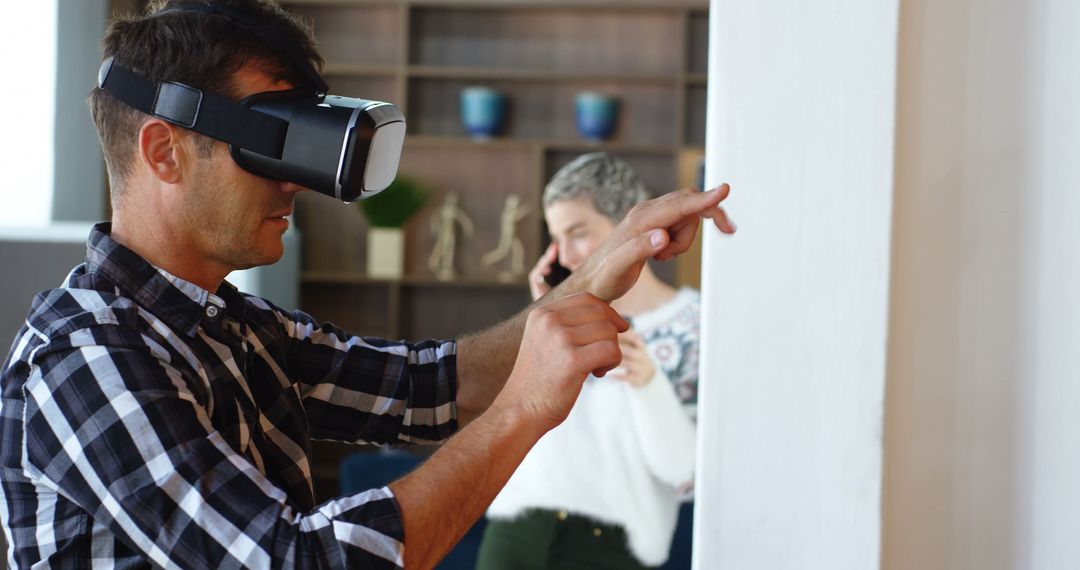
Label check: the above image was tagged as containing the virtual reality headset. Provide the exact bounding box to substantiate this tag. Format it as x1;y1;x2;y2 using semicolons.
96;2;406;202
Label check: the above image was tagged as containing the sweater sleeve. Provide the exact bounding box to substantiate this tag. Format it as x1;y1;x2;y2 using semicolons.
626;368;698;488
626;289;702;488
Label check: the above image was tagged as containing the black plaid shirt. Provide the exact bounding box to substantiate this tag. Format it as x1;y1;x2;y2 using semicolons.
0;223;458;569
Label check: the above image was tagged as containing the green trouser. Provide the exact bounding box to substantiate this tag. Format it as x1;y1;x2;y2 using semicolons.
475;509;653;570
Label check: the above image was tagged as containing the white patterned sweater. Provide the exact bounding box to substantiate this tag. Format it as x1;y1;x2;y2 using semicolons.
487;288;700;566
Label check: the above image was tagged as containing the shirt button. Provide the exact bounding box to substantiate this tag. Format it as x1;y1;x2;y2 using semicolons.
556;511;568;521
205;305;220;318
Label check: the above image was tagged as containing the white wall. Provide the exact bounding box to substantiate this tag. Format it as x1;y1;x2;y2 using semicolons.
0;1;58;226
0;0;109;228
883;0;1080;567
695;1;899;568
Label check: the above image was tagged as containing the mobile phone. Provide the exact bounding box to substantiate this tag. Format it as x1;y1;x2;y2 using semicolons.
544;258;572;287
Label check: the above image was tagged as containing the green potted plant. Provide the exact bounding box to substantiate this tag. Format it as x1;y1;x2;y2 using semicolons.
356;175;430;278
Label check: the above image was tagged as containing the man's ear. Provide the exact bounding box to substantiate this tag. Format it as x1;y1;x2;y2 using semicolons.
137;118;185;184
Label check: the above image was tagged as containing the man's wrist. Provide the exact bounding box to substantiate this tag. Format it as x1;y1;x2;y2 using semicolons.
553;270;591;302
486;396;552;443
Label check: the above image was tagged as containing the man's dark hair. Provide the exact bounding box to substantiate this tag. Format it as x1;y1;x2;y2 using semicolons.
90;0;323;199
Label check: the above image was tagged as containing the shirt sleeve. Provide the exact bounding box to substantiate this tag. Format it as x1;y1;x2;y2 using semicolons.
269;304;458;445
22;332;408;569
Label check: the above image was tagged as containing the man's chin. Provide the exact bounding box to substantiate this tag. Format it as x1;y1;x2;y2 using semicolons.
253;248;285;268
230;243;285;271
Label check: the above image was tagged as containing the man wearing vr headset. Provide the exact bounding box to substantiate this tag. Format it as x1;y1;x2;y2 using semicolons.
0;1;734;568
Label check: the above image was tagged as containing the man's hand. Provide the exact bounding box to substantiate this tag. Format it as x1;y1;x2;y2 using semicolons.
491;292;629;431
607;329;656;388
567;184;735;302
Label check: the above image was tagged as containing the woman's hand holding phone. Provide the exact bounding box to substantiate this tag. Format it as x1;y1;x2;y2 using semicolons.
528;242;570;300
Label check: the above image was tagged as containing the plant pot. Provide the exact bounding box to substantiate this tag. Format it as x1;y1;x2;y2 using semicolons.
367;227;405;279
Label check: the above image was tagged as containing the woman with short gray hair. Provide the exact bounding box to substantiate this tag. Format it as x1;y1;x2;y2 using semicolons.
542;152;649;220
478;153;702;569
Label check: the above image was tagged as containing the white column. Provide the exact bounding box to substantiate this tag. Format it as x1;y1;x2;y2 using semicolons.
694;1;899;568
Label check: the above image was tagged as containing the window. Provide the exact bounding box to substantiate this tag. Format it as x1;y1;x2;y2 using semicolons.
0;1;58;226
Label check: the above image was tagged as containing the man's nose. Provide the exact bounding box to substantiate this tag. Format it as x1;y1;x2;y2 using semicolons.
281;181;309;194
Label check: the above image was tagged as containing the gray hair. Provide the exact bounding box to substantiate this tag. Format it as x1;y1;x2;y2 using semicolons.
543;153;649;222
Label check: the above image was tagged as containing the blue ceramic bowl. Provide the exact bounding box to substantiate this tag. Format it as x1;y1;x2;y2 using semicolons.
460;87;505;139
575;92;619;141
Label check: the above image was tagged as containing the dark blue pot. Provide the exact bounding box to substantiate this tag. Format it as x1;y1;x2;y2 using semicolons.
460;87;505;139
575;92;619;141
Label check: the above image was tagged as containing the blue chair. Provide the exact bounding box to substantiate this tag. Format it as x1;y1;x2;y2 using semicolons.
339;450;487;569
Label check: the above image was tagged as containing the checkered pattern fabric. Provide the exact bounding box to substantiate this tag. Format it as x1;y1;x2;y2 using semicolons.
0;223;458;568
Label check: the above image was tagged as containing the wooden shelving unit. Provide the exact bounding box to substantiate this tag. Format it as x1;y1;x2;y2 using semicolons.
282;0;709;499
303;270;528;288
291;0;709;341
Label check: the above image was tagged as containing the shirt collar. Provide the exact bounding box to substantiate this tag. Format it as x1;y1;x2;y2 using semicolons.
85;222;240;337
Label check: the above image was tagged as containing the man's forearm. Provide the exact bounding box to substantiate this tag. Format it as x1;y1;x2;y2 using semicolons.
388;402;542;569
453;309;526;425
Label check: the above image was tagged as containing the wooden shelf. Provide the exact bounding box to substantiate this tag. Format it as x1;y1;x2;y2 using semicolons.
405;134;676;155
302;271;528;289
404;134;540;150
408;65;679;84
409;79;680;145
285;0;398;5
410;0;707;8
381;68;686;86
323;63;400;77
541;139;678;155
287;0;708;9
